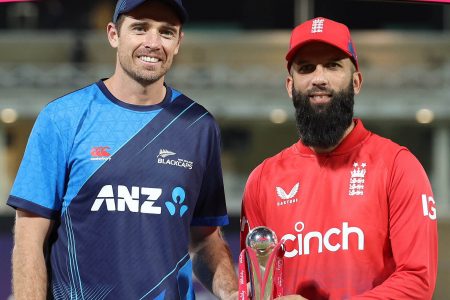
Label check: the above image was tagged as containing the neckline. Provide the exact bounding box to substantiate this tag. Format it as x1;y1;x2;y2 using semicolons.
96;79;172;112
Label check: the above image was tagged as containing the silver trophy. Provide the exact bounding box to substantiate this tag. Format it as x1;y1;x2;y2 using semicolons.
245;226;279;300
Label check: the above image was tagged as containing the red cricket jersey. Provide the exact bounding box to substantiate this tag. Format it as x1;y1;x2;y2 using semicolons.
241;119;438;299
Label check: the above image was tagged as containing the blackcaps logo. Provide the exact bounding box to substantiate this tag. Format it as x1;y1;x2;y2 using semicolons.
157;149;176;158
157;149;193;170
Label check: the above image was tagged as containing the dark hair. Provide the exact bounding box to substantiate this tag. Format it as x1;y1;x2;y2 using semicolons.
114;14;126;36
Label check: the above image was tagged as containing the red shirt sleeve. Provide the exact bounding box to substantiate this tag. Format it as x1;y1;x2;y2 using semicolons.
240;162;266;250
352;149;438;299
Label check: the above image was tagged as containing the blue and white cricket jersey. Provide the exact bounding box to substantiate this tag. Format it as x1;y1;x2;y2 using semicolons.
8;80;229;299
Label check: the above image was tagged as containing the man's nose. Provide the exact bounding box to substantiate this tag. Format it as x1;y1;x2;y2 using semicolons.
143;30;162;49
311;65;328;86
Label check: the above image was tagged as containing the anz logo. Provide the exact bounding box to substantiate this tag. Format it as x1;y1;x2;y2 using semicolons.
165;187;189;217
91;185;188;217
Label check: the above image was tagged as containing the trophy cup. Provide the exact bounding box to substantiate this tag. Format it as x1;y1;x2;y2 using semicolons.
239;226;285;300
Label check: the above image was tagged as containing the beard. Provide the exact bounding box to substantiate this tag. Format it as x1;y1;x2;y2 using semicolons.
292;81;355;149
118;50;172;86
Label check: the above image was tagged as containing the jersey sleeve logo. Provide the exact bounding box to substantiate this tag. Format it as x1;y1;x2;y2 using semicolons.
422;194;437;220
276;182;300;207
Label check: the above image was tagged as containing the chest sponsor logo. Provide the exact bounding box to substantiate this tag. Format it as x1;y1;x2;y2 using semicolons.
348;162;366;196
422;194;437;220
276;182;300;207
281;221;365;258
91;185;188;217
165;187;189;217
90;146;111;161
157;149;193;170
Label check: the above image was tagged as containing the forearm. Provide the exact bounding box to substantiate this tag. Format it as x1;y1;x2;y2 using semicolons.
12;210;52;300
12;244;48;299
349;271;434;300
191;229;238;299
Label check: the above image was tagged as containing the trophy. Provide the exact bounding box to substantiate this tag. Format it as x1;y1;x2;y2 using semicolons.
239;226;285;300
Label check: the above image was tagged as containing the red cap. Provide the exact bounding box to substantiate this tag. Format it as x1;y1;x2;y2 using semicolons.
286;17;359;71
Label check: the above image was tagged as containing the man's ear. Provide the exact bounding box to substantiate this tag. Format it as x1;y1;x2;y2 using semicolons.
286;75;293;99
107;22;119;49
353;71;363;95
173;31;184;56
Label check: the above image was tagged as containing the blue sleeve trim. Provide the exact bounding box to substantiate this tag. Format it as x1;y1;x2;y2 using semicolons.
7;195;60;219
191;215;229;227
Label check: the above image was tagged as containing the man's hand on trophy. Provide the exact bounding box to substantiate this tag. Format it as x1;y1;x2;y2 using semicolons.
224;282;249;299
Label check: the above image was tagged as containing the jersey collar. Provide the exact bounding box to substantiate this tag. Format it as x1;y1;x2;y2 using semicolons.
96;79;172;112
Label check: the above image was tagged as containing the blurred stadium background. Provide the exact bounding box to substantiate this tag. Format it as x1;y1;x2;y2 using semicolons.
0;0;449;299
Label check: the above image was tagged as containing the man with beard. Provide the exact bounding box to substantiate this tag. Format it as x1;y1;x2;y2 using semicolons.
240;17;437;299
8;0;238;299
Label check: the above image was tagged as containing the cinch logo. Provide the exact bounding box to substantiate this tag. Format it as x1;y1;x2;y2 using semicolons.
91;185;162;214
157;148;193;170
90;146;111;161
281;221;364;258
422;194;437;220
276;182;299;206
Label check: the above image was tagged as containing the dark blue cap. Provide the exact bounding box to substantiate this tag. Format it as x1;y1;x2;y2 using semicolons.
113;0;188;24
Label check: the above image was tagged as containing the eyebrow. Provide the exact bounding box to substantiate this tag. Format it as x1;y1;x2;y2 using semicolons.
295;56;346;64
128;20;179;32
128;20;148;27
160;24;179;31
330;56;347;61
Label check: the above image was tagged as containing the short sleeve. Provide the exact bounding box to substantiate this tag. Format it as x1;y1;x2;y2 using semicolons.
7;106;67;219
191;122;228;226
